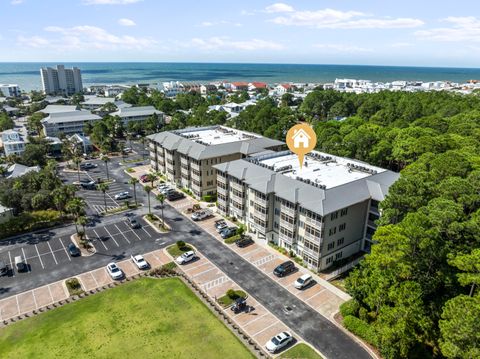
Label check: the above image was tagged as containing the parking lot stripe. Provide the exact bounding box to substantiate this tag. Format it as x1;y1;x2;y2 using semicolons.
104;226;120;247
242;312;268;327
47;283;54;303
47;241;58;265
92;229;108;250
251;319;279;337
34;244;45;269
141;227;152;238
15;294;20;314
31;290;38;309
21;248;30;272
59;238;71;261
114;224;130;244
193;267;216;278
8;251;14;277
305;288;326;302
128;226;142;241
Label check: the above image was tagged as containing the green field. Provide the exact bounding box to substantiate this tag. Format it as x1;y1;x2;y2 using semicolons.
280;343;323;359
0;278;254;359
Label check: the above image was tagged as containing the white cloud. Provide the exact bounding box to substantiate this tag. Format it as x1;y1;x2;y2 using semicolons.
201;21;214;27
11;0;24;5
267;5;423;29
18;25;156;50
200;20;242;27
190;37;284;51
265;3;294;13
416;17;480;42
118;18;136;26
313;44;372;53
82;0;141;4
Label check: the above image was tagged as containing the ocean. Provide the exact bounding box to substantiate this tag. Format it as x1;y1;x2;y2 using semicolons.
1;62;480;91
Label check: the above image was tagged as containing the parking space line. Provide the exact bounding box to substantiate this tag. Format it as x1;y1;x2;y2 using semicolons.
128;226;143;241
242;312;268;326
193;267;216;278
59;238;71;261
15;294;20;314
251;319;279;337
21;248;30;272
141;227;152;238
31;289;38;309
114;224;130;244
8;251;14;277
104;226;120;247
47;284;54;303
305;288;326;302
34;245;45;269
92;229;108;250
47;241;58;265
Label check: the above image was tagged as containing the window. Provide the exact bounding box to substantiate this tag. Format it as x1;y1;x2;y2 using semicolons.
326;256;333;264
339;223;346;232
330;211;339;220
327;242;335;250
274;208;280;216
328;227;337;236
337;238;344;246
340;208;348;216
335;252;343;260
274;221;279;229
280;212;295;224
206;180;213;186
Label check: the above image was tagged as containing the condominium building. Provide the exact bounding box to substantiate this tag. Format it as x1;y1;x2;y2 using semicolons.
214;150;399;271
41;110;101;137
40;65;83;96
0;84;21;98
111;106;163;125
147;126;284;199
1;129;26;156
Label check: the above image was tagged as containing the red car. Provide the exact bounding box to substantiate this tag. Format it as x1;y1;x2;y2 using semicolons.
140;174;149;183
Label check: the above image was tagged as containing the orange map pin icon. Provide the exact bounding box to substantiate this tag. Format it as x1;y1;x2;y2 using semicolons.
286;123;317;169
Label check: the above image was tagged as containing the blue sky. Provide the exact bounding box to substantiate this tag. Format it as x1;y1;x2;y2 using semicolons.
1;0;479;67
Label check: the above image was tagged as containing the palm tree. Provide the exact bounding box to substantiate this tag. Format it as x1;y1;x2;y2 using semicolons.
144;185;152;215
73;156;82;182
129;177;139;206
101;155;110;181
156;193;165;229
146;173;157;188
76;215;88;243
65;197;86;234
98;183;109;213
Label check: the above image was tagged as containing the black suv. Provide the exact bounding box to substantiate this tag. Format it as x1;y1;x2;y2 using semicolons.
0;260;8;276
167;191;185;201
273;261;296;277
235;236;254;248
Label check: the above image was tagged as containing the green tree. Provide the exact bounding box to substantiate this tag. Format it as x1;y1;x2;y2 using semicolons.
101;155;110;181
156;193;165;228
129;177;139;206
72;156;82;182
0;112;14;131
65;197;86;234
98;183;109;213
449;249;480;297
144;185;152;214
27;112;46;136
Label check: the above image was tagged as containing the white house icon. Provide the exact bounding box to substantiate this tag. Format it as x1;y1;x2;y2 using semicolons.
292;129;311;148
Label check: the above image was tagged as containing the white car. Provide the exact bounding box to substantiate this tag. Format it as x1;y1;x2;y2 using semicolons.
191;209;213;221
106;262;124;280
161;187;174;195
265;332;293;353
176;251;196;264
157;184;169;190
131;254;149;269
114;191;130;200
294;274;313;289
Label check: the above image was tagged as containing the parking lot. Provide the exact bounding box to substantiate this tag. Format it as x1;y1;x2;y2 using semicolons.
177;250;296;355
61;168;134;214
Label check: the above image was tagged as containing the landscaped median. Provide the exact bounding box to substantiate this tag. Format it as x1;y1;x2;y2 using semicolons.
280;343;323;359
143;213;170;233
0;278;255;359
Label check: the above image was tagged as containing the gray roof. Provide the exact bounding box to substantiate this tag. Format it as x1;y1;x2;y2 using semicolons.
5;163;40;179
42;110;101;124
111;105;162;118
147;127;284;160
81;97;116;105
39;105;79;114
214;159;400;215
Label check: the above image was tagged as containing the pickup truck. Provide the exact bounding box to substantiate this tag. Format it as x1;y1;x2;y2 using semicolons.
191;209;213;221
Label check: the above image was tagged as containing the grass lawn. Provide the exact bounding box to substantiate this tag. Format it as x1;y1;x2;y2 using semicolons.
0;278;254;359
217;290;247;307
280;343;323;359
167;243;193;257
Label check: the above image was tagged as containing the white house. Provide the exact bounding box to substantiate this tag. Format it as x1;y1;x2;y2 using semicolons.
0;204;14;224
292;129;311;148
0;84;21;98
1;130;26;156
160;81;184;97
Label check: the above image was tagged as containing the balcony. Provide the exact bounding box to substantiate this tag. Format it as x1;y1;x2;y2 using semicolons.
279;232;294;245
217;186;227;195
302;246;319;258
217;195;228;205
149;151;156;159
368;220;377;228
279;219;296;231
191;171;201;181
230;181;244;191
304;230;321;243
190;162;200;171
304;216;323;229
230;190;244;200
280;205;296;217
369;206;380;216
149;143;155;150
254;195;268;207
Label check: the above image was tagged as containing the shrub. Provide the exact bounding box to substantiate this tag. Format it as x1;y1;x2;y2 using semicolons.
224;234;240;244
226;289;237;299
289;250;295;257
358;307;369;322
0;210;63;239
66;278;81;291
176;240;186;249
343;315;377;346
340;299;360;317
126;167;135;173
202;194;217;202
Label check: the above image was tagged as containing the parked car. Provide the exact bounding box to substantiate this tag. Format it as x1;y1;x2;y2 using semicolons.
68;243;81;257
80;162;97;170
191;209;213;221
131;254;149;269
294;274;313;289
235;236;254;248
214;219;228;232
128;217;141;229
176;250;196;264
140;174;149;183
123;147;132;153
81;181;96;190
220;227;237;239
273;261;296;277
15;255;27;272
0;260;8;276
265;332;293;353
158;184;170;191
114;191;130;200
167;191;185;201
161;187;175;195
106;262;123;280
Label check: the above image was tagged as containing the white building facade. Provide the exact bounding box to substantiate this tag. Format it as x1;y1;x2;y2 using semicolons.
40;65;83;96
